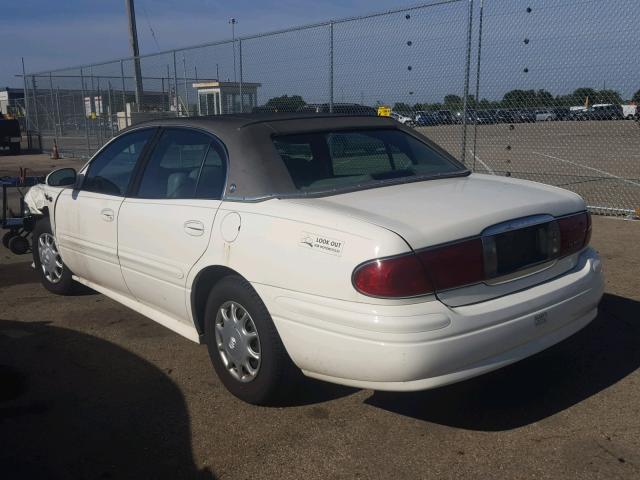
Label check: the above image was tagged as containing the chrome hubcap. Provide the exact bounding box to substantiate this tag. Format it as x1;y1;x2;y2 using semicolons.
38;233;63;284
215;301;261;383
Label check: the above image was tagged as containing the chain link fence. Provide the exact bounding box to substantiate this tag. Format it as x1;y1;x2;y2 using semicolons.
19;0;640;215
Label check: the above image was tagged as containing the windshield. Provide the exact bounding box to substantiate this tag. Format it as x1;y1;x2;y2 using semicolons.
272;128;465;193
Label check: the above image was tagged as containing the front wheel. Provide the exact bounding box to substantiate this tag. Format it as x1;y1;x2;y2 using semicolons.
32;217;76;294
204;275;296;405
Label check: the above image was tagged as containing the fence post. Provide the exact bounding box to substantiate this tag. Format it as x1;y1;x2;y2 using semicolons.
120;60;128;127
49;72;58;142
56;87;63;136
31;75;40;133
166;64;171;111
21;58;31;133
161;77;165;112
460;0;474;165
471;0;485;172
108;81;115;138
96;75;104;147
329;21;334;113
183;54;190;116
80;67;91;157
173;50;179;114
239;39;243;113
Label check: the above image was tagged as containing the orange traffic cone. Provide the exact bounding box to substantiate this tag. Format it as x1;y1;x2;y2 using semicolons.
51;139;60;160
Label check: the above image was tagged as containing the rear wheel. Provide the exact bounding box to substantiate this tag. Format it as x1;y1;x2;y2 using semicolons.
32;217;76;294
204;275;296;405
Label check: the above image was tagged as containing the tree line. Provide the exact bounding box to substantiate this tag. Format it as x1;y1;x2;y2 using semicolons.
262;88;640;113
394;88;640;113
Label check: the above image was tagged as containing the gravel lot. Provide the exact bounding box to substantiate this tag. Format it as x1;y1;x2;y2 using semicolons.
1;153;639;479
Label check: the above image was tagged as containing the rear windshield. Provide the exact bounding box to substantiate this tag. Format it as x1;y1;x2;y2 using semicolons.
272;129;464;193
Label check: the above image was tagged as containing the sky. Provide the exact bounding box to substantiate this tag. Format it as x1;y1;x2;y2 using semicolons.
2;0;638;105
0;0;410;86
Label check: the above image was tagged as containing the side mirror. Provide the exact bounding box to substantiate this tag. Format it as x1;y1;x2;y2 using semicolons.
46;168;77;187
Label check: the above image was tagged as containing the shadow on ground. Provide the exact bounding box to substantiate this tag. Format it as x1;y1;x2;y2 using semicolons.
0;319;215;480
366;293;640;431
0;261;38;288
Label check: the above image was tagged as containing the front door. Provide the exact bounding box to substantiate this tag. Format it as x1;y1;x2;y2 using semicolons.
54;128;156;295
117;128;227;323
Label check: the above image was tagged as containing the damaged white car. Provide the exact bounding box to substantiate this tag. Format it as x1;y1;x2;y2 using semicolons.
25;114;603;404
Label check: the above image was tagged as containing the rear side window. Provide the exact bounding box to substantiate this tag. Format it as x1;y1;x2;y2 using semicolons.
273;129;462;192
83;129;154;196
137;128;227;199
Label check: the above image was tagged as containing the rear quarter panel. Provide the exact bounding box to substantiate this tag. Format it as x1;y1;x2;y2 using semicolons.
187;199;413;304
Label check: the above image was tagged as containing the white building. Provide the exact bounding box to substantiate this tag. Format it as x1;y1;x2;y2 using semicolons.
193;81;261;115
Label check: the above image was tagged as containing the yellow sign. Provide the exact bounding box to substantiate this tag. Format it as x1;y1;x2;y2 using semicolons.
377;106;391;117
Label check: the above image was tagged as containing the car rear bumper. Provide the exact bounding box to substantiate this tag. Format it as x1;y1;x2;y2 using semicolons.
254;247;604;391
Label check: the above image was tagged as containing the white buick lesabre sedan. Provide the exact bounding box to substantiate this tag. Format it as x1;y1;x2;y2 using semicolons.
25;114;603;404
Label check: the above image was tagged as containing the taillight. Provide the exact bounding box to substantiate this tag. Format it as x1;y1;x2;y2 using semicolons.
558;212;591;255
353;212;590;299
417;238;485;291
352;253;434;298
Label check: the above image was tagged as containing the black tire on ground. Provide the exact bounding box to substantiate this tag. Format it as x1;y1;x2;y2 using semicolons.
2;231;17;248
9;143;20;155
8;235;30;255
32;217;76;295
204;275;296;405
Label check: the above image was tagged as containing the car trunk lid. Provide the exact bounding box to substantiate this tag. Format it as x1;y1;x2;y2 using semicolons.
286;174;587;305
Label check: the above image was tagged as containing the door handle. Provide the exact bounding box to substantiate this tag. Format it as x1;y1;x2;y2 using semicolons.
100;208;114;222
184;220;205;236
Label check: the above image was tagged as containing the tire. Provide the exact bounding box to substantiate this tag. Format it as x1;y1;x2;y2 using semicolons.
8;235;29;255
32;217;76;294
9;143;20;155
204;275;296;405
2;231;17;249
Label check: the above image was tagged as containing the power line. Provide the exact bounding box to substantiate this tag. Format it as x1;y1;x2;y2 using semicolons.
140;0;161;51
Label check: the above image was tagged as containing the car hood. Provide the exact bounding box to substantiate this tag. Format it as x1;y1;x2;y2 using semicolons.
285;174;585;249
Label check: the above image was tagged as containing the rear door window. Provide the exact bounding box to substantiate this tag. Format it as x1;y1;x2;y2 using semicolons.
136;128;227;199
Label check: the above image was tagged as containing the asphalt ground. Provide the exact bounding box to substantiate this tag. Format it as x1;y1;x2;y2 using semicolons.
1;152;639;479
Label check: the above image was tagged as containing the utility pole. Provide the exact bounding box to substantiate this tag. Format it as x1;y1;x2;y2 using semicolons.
229;18;237;83
125;0;144;111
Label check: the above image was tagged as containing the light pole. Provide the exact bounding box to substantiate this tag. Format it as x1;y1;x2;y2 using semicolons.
229;18;237;83
125;0;143;111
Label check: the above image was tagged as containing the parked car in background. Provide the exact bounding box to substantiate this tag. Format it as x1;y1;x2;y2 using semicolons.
24;113;603;405
414;111;441;126
587;104;624;120
495;109;520;123
567;107;588;121
552;107;571;121
515;109;537;123
435;110;456;124
390;111;415;126
297;103;377;116
571;104;623;121
0;114;21;154
622;104;637;119
535;110;557;122
473;110;497;124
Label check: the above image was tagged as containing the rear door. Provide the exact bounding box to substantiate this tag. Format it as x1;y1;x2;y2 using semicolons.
54;128;156;295
117;127;227;324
